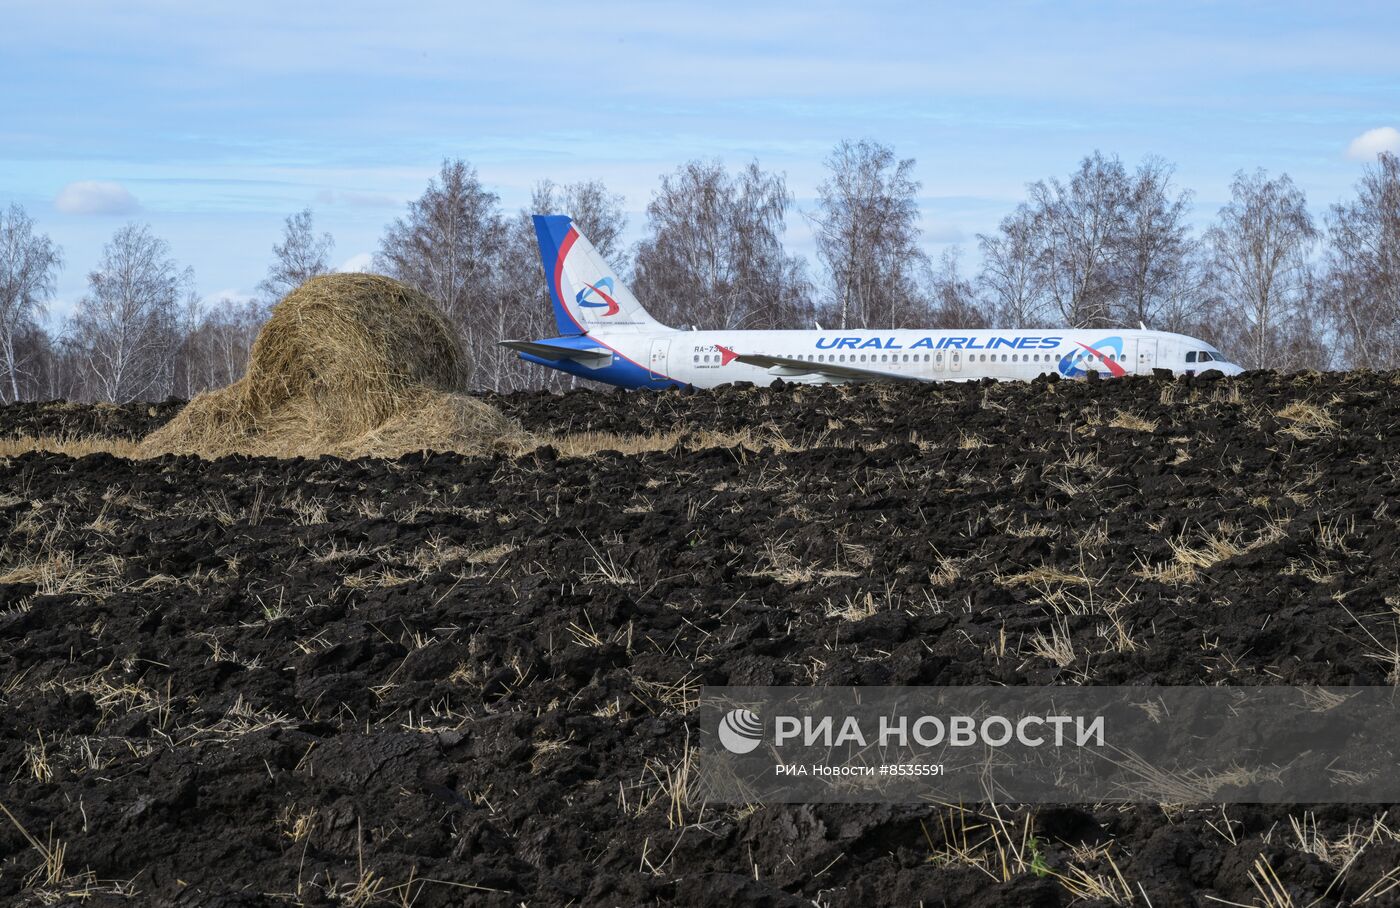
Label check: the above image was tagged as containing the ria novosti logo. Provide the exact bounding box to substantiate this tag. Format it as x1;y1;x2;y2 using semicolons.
717;708;764;754
714;708;1106;754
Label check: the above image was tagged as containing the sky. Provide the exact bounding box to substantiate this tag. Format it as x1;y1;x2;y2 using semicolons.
2;0;1399;322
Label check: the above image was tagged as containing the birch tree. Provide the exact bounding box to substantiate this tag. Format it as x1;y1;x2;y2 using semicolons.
977;204;1047;327
811;140;925;329
1026;152;1129;328
632;160;811;330
257;208;334;304
1204;170;1318;370
375;159;502;384
0;205;62;402
70;224;190;402
1115;156;1194;327
1323;152;1400;369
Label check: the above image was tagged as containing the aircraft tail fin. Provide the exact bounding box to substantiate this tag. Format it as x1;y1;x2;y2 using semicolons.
532;215;664;335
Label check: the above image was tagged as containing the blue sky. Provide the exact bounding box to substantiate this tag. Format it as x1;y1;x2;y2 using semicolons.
2;1;1398;320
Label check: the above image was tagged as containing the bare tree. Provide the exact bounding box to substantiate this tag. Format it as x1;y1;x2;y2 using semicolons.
492;211;560;391
1323;151;1400;369
927;249;987;328
0;204;63;402
1151;244;1213;337
811;140;925;329
977;204;1047;327
632;159;811;330
1115;156;1194;327
1204;169;1319;370
22;324;68;401
376;159;502;332
257;208;334;304
1027;152;1130;328
532;179;627;261
70;223;191;402
375;160;503;387
175;297;265;395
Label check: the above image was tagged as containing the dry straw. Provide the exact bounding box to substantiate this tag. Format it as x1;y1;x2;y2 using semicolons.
141;273;525;459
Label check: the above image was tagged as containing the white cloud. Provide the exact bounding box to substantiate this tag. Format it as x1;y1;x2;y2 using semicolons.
924;223;968;243
202;288;257;306
337;252;374;273
53;180;141;215
1346;127;1400;160
314;189;400;209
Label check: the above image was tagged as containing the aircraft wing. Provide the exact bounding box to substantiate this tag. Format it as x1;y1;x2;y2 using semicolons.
500;339;613;369
719;346;932;383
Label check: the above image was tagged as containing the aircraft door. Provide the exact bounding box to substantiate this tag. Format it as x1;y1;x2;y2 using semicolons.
649;339;670;380
950;350;962;372
1134;338;1159;374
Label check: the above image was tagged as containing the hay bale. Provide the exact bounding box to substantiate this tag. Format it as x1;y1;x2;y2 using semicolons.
142;273;523;459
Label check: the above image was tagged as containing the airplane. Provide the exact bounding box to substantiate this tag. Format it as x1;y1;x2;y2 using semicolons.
501;215;1244;389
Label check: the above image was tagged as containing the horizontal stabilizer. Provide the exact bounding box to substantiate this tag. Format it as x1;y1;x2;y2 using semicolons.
499;339;613;370
718;347;932;383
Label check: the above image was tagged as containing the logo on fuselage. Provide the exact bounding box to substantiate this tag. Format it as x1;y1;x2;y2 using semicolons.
575;277;620;316
813;335;1062;351
1058;337;1127;378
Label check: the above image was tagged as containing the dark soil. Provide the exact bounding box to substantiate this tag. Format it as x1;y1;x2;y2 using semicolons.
0;399;186;440
3;372;1400;906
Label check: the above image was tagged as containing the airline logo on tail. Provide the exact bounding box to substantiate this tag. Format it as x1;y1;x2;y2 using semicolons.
533;214;662;334
576;278;620;316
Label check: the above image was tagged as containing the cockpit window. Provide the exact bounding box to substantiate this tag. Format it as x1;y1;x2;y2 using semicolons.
1185;351;1197;363
1199;351;1215;362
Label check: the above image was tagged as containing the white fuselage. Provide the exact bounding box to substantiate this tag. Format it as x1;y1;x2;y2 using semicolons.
514;215;1243;390
573;327;1242;389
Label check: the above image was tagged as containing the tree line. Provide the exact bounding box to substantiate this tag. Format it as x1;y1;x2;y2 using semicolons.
2;144;1397;402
